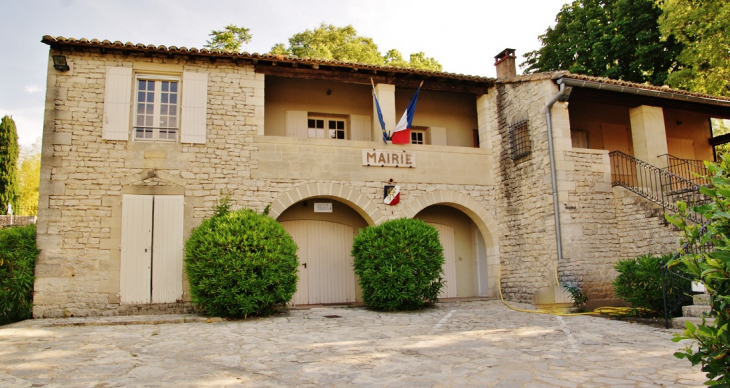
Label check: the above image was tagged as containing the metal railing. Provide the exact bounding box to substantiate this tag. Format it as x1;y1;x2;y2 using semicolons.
609;151;709;224
662;154;710;186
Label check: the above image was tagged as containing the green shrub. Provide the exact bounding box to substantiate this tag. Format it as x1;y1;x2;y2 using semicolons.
612;253;689;316
0;224;40;325
352;218;444;311
667;154;730;386
184;208;298;318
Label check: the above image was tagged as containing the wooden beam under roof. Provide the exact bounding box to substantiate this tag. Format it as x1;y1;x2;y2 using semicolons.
255;64;492;95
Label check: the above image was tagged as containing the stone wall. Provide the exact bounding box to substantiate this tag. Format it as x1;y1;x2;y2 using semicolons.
613;187;682;260
487;79;560;302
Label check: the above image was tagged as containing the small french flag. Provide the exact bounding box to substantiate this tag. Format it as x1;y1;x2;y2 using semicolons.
391;82;423;144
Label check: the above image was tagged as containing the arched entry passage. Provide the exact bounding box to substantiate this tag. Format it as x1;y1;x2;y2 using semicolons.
277;198;370;305
407;190;499;298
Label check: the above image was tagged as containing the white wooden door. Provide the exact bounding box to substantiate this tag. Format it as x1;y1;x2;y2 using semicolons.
281;220;356;304
120;194;184;304
282;220;310;305
151;196;184;303
430;223;457;298
120;195;153;303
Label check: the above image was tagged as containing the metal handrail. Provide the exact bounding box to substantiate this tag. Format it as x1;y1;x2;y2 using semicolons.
609;151;708;224
661;154;710;186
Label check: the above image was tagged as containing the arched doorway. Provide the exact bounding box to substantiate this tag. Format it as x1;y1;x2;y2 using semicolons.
277;198;369;305
415;205;491;298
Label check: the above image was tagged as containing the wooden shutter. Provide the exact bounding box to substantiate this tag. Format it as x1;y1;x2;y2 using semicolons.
430;127;448;146
151;195;184;303
286;111;308;138
350;115;372;141
120;194;153;304
180;71;208;144
102;67;132;140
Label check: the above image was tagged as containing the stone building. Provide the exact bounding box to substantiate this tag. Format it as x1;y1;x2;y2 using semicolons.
34;36;730;317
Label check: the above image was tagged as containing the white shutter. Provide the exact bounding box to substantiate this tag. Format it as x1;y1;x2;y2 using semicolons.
120;195;153;304
102;67;132;140
180;71;208;144
286;111;308;138
151;195;184;303
430;127;448;146
350;115;372;141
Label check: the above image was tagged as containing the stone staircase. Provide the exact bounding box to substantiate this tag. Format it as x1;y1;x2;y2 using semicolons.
672;292;714;329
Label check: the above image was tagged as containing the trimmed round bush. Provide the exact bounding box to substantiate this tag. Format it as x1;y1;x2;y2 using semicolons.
185;208;298;318
352;218;444;311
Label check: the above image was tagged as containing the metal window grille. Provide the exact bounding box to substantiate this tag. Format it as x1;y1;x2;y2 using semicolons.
508;119;531;160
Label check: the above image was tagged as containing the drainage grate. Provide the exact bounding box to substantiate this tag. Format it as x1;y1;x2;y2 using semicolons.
323;315;342;318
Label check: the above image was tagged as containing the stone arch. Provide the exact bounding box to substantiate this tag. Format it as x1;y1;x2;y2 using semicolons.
405;190;501;297
269;183;386;226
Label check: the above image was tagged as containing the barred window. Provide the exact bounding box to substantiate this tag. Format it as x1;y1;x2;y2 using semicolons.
508;119;531;160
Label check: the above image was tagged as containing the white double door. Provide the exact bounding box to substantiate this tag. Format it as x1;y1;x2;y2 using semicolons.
281;220;357;305
120;194;184;304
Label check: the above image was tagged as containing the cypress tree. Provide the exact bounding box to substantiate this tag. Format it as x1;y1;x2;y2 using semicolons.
0;116;19;215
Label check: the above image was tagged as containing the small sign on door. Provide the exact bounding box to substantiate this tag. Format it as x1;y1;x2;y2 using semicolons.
314;202;333;213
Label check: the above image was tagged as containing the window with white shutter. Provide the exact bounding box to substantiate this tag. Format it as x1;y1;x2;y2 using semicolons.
103;67;133;140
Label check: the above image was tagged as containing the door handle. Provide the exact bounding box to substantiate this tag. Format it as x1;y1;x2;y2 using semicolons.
302;263;307;269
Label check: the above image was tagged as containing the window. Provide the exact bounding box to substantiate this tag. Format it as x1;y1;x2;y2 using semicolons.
411;129;426;145
508;119;531;160
308;116;346;139
134;75;180;142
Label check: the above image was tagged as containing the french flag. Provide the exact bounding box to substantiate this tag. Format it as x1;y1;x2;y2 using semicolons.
391;82;423;144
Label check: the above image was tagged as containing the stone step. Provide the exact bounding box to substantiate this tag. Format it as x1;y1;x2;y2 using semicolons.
672;316;716;330
683;305;712;318
693;293;710;306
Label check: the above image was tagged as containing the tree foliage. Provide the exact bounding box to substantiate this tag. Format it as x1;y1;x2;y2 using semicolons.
667;155;730;386
0;224;39;325
270;23;443;71
522;0;681;85
17;139;40;215
0;116;19;215
659;0;730;97
204;24;252;53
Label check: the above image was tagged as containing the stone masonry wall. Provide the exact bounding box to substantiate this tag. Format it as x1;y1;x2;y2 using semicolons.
488;79;559;302
613;187;682;260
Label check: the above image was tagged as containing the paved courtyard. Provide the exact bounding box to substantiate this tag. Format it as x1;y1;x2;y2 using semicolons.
0;300;706;387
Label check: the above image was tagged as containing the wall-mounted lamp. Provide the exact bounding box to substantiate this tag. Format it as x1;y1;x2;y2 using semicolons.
52;55;69;72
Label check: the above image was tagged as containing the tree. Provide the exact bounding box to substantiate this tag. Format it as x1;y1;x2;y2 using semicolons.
659;0;730;97
522;0;682;86
204;24;252;53
17;139;40;215
0;116;19;215
270;23;443;71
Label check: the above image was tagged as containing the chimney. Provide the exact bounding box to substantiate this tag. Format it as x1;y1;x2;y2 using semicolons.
494;48;517;78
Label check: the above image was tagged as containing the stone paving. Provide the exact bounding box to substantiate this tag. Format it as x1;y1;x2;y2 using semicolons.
0;300;706;387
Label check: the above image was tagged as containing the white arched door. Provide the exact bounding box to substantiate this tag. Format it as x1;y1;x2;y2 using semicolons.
281;220;357;305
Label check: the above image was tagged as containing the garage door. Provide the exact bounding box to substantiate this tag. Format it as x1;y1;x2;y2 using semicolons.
281;220;357;305
429;223;457;298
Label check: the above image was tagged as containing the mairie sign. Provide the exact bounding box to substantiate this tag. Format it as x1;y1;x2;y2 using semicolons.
362;149;416;168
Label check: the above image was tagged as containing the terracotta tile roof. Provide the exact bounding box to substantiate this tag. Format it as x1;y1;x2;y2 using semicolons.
41;35;494;84
560;73;730;103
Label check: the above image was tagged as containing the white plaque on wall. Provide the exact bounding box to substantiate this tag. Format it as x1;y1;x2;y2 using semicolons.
362;149;416;168
314;202;333;213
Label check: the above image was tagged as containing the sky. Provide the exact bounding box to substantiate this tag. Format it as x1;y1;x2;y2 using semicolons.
0;0;569;147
